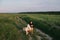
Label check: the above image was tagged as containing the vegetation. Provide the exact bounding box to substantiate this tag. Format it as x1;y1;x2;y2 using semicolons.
0;14;21;40
18;12;60;15
0;13;60;40
20;14;60;40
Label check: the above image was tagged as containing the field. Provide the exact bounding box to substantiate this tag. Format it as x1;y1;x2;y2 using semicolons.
0;13;60;40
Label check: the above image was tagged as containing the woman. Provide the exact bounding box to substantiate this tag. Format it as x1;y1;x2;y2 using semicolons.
26;21;34;34
23;21;34;35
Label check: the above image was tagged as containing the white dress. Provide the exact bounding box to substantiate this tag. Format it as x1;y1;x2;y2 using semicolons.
27;24;31;30
23;24;31;32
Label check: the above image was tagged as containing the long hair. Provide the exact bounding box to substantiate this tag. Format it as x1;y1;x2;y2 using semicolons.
29;21;34;27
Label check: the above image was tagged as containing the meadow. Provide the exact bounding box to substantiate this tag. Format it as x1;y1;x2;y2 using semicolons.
20;14;60;40
0;13;60;40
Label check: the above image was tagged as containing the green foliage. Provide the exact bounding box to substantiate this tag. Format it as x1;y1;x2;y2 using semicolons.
20;15;60;40
0;15;21;40
0;13;60;40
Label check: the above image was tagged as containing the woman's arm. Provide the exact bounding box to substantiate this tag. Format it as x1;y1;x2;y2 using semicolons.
27;24;31;28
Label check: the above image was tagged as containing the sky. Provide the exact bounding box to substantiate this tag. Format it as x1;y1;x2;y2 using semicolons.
0;0;60;13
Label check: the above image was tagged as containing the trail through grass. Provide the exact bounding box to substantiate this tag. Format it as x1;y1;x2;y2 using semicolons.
0;14;59;40
15;16;52;40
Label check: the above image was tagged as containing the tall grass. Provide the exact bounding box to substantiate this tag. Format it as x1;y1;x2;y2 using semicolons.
0;14;22;40
20;15;60;40
0;14;60;40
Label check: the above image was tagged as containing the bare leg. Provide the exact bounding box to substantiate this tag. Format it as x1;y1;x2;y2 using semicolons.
26;31;29;35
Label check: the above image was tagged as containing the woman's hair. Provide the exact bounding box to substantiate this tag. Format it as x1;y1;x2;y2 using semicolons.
29;21;34;27
29;21;33;24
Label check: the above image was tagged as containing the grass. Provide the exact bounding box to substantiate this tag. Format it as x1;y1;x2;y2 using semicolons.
0;13;60;40
20;14;60;40
0;15;21;40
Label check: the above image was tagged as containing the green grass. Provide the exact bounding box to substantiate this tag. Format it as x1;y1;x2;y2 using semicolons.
20;14;60;40
0;15;21;40
0;13;60;40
